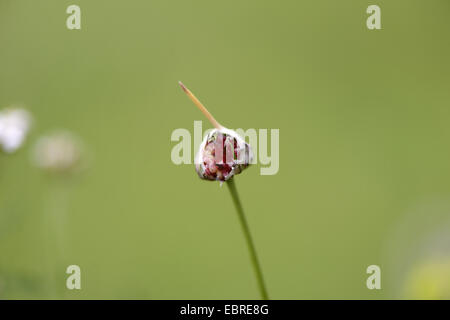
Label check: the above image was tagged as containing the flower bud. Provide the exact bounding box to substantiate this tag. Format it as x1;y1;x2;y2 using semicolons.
195;127;252;182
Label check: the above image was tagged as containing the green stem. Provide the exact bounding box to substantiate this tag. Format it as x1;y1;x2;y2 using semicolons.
227;178;269;300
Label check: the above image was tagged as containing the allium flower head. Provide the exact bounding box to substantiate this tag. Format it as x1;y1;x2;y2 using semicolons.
196;127;252;181
0;108;32;153
32;131;84;174
179;82;253;182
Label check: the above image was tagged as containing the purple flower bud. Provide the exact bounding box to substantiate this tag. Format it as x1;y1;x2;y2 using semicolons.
195;127;252;182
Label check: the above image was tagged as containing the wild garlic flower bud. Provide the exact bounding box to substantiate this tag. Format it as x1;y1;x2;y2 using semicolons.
179;81;253;182
195;127;252;182
0;108;32;154
32;131;84;174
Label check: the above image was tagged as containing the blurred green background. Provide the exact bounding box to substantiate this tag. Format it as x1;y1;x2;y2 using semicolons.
1;0;450;299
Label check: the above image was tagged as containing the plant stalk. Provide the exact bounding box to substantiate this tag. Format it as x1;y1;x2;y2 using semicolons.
227;178;269;300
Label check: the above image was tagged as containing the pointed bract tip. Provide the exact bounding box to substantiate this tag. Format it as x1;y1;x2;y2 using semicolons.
178;81;188;92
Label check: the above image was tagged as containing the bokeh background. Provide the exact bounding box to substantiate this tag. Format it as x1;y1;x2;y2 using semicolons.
1;0;450;299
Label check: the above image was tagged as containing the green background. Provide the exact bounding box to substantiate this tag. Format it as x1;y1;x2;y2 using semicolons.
1;0;450;299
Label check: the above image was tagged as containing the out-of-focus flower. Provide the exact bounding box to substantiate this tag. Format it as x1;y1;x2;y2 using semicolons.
384;198;450;299
32;131;84;174
195;127;252;182
403;257;450;299
0;108;32;153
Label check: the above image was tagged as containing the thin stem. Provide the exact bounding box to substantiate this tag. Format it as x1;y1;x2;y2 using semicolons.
45;182;69;298
227;178;269;300
179;81;222;129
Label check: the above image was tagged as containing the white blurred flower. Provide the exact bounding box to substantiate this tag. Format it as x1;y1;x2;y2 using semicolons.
0;108;32;153
32;131;83;174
